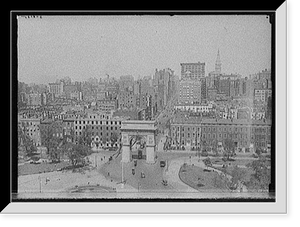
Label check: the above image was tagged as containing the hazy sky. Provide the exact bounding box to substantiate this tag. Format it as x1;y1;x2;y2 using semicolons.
17;15;271;84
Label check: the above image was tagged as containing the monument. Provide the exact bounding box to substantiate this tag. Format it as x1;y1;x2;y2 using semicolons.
120;120;157;164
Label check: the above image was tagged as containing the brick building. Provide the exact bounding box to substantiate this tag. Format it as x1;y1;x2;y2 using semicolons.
18;117;42;146
73;115;125;148
118;89;137;110
169;114;271;153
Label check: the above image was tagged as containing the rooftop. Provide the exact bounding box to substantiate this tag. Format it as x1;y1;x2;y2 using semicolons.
121;120;157;131
171;113;271;126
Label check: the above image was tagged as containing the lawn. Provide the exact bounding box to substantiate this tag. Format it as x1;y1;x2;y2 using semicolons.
179;164;230;193
18;161;71;176
210;156;271;178
210;157;254;166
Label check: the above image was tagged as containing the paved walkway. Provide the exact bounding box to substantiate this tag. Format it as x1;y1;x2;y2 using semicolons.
164;157;198;193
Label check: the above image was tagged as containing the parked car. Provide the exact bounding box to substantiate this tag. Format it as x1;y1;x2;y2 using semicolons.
160;161;166;168
141;172;145;178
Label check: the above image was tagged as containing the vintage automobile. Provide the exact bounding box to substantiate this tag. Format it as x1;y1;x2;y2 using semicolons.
160;161;166;168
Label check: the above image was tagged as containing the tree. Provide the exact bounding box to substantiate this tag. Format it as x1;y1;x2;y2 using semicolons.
213;173;227;189
230;165;248;189
211;139;219;156
78;125;92;147
246;155;271;190
66;143;89;169
255;147;263;157
110;131;119;146
40;121;63;162
18;125;37;159
47;137;62;162
203;157;212;170
223;138;236;161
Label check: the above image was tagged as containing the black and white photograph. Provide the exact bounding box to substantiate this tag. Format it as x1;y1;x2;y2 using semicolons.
6;5;289;215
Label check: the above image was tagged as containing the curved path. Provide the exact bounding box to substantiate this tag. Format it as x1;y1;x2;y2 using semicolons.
164;157;198;193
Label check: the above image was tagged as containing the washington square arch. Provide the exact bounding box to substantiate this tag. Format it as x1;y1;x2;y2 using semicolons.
120;120;157;164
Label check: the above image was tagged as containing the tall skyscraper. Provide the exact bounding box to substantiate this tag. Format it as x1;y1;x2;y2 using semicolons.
180;62;205;80
215;49;222;74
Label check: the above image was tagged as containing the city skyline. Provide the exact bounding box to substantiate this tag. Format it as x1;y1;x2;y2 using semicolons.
18;15;271;84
